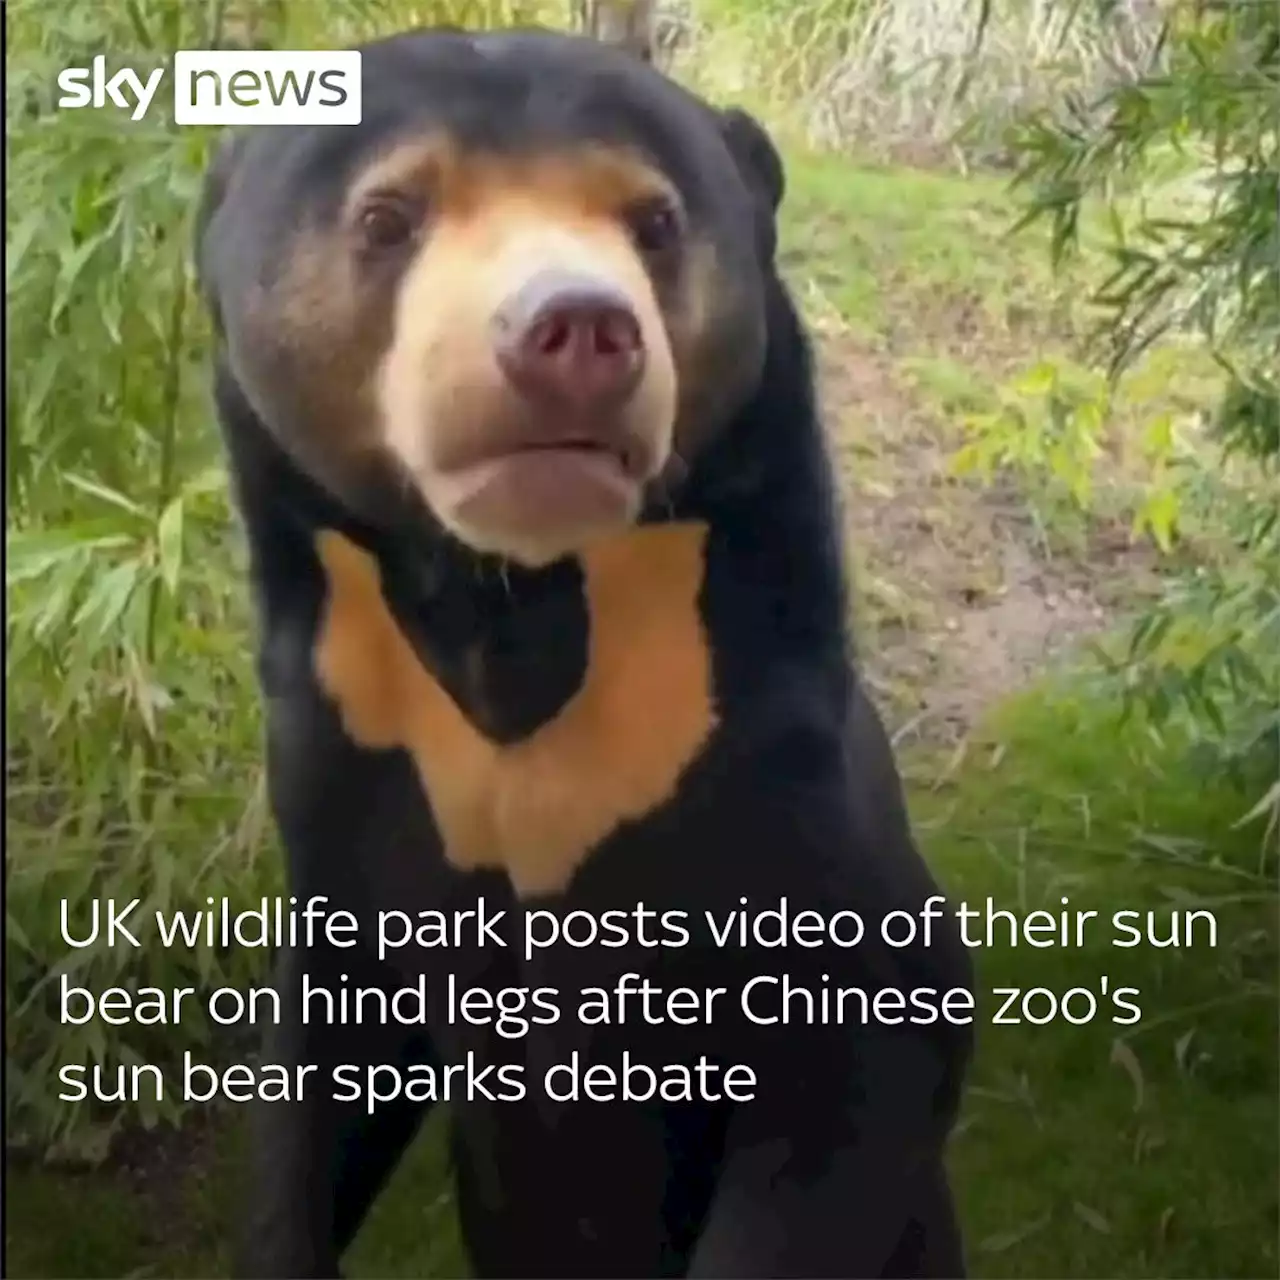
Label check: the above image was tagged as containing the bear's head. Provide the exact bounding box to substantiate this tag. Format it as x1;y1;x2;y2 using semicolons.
197;26;786;570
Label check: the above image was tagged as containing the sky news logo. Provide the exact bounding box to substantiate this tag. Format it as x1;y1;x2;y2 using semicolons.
55;51;362;125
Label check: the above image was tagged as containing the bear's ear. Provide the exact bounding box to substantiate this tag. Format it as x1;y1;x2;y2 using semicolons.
719;106;785;214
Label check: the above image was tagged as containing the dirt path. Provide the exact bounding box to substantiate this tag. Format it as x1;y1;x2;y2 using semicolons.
814;336;1153;749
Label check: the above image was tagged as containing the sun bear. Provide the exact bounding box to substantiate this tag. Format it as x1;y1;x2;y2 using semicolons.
195;24;975;1279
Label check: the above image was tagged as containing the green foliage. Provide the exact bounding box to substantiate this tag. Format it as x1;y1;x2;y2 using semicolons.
4;0;574;1165
1090;500;1280;804
6;0;264;1163
972;0;1280;834
953;360;1110;550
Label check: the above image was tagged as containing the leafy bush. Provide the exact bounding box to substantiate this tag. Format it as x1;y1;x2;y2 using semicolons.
6;0;251;1163
4;0;564;1165
964;0;1279;842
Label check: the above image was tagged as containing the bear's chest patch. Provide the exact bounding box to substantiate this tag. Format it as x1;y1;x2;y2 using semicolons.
312;522;717;898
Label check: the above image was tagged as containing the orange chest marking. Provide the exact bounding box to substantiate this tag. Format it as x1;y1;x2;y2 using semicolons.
312;523;718;898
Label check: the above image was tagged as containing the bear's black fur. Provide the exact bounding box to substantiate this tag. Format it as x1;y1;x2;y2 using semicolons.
197;25;975;1280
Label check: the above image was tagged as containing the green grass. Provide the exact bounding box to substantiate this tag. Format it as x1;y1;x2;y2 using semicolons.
923;691;1278;1278
778;153;1065;344
7;152;1275;1280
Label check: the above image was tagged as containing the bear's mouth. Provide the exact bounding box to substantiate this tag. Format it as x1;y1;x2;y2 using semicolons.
512;435;636;471
470;437;636;491
422;410;667;557
430;423;641;511
439;421;648;483
518;436;608;453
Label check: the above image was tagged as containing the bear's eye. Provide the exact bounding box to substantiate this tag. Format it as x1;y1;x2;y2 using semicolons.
626;197;683;256
355;196;418;251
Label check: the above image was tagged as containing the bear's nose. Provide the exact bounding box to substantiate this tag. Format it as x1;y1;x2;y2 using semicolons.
492;271;645;412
